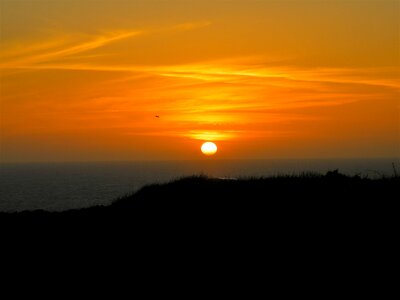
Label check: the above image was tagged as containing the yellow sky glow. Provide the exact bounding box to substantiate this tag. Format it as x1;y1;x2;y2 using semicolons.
0;0;398;161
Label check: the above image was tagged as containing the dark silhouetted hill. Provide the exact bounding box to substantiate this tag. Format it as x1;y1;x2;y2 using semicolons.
1;171;397;283
1;172;397;239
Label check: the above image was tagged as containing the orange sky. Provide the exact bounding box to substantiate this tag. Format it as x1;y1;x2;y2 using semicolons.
0;0;399;162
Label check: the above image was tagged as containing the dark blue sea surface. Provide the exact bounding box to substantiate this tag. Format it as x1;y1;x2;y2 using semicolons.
0;159;397;212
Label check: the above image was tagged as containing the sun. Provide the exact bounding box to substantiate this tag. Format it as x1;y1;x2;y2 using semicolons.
201;142;217;156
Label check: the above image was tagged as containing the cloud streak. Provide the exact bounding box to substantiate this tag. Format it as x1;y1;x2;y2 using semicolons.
1;30;142;68
0;21;212;69
1;22;398;144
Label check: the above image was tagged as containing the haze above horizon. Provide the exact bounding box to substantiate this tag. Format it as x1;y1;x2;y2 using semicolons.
1;0;398;162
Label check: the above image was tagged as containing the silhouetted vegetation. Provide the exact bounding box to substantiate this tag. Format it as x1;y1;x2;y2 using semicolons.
1;171;397;241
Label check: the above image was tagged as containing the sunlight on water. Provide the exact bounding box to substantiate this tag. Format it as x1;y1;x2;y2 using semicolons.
0;159;397;212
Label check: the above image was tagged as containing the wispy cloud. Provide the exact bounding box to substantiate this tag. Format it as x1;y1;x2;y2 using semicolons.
0;21;212;69
3;24;396;94
1;22;398;143
0;30;142;68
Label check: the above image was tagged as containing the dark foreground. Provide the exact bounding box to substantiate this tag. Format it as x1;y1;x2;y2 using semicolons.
0;172;394;299
1;171;397;286
1;171;397;237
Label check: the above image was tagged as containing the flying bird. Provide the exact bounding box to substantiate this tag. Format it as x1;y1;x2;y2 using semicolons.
155;115;160;118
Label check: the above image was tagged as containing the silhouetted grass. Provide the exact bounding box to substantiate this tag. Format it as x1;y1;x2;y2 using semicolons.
1;171;397;236
1;169;397;279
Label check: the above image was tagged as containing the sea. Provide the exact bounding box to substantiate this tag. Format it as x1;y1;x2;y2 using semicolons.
0;158;397;212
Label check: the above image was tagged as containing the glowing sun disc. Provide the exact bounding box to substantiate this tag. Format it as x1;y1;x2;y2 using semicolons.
201;142;217;156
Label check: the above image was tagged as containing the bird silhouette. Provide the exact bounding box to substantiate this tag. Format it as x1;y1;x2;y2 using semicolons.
155;115;160;118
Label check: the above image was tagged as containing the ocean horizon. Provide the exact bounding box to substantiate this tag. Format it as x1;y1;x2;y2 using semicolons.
1;158;398;212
